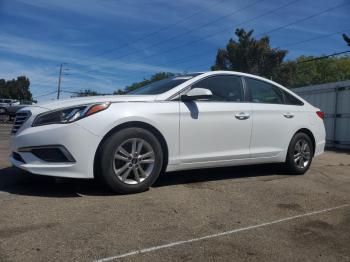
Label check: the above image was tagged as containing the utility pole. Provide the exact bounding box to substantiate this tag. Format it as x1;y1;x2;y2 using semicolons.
57;64;63;100
56;63;69;100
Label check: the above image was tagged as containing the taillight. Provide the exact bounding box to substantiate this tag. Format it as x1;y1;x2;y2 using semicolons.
316;111;324;120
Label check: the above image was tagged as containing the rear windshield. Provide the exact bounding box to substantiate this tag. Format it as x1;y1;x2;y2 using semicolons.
128;74;201;95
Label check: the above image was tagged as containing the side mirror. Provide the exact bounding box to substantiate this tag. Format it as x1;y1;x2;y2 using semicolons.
181;88;212;101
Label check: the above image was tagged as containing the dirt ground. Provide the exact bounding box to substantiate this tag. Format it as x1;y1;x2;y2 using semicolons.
0;123;349;262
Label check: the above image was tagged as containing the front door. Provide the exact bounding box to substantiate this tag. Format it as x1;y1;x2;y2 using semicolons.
179;74;252;165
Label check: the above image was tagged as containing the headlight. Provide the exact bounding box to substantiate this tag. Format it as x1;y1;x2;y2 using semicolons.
32;102;110;126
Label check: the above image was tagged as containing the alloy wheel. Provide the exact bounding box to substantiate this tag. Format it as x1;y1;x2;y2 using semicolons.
113;138;155;185
293;139;311;169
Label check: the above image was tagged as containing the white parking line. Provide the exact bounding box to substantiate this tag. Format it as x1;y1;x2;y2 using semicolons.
95;204;349;262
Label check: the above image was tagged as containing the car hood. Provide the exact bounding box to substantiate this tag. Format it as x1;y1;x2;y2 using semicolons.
35;95;158;110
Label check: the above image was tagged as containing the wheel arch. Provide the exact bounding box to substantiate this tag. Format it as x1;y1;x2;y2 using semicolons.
93;121;169;177
293;128;316;156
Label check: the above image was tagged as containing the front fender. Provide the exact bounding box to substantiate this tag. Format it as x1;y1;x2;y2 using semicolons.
77;101;180;165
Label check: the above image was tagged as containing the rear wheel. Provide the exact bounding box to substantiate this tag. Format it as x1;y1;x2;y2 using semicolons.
98;128;163;194
285;132;313;175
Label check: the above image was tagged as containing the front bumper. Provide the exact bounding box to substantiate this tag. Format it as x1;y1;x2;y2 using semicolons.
10;122;102;179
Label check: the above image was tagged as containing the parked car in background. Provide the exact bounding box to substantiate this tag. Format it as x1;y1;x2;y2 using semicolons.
10;71;326;194
5;100;36;119
0;98;17;115
0;98;17;106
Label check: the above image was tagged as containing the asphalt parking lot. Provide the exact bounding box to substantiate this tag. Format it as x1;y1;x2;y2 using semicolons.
0;123;349;262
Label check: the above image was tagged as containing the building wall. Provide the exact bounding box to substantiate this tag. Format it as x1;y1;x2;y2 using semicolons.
292;80;350;149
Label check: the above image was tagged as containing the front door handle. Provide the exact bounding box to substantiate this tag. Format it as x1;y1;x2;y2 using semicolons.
283;112;295;118
235;112;250;120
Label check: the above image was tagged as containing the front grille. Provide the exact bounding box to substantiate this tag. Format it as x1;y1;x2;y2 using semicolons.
11;111;31;135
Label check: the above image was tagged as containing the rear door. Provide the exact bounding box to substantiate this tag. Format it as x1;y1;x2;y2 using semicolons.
179;74;252;165
244;77;299;158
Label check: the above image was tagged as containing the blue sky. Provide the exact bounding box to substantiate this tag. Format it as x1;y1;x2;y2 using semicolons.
0;0;349;101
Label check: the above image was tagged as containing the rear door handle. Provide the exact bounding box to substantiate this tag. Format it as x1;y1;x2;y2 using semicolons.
235;112;250;120
283;112;295;119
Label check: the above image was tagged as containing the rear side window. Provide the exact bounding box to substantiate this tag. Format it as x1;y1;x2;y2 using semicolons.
280;89;304;106
192;75;244;102
245;78;283;104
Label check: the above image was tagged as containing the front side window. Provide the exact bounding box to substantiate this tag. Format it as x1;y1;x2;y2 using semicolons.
191;75;244;102
245;78;283;104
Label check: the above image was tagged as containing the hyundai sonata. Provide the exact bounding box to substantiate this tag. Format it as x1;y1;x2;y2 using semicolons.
10;71;326;193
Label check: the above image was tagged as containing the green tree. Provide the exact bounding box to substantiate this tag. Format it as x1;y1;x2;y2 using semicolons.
114;89;125;95
74;89;106;97
274;61;297;87
291;55;350;88
212;28;289;84
0;76;32;100
115;72;175;94
0;79;6;97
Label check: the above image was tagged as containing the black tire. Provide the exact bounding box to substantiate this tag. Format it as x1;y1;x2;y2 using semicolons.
285;132;314;175
97;127;163;194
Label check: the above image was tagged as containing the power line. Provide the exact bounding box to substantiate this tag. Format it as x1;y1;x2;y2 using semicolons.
117;1;350;73
297;50;350;63
185;49;350;71
72;70;122;78
59;49;350;96
74;0;293;76
83;0;266;73
72;0;231;63
63;33;350;95
126;1;349;65
278;28;350;48
161;27;350;68
61;1;349;93
167;48;216;66
33;90;58;98
85;0;347;75
256;3;350;38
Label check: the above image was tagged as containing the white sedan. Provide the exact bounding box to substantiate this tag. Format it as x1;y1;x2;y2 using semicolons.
10;71;326;193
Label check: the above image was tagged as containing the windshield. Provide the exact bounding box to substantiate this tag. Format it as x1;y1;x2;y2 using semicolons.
128;74;201;95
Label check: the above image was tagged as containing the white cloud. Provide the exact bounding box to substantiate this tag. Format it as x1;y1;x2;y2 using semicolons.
0;33;181;73
12;0;186;25
0;32;183;101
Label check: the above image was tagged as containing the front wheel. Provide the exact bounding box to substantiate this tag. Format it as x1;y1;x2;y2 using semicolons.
285;132;314;175
97;127;163;194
